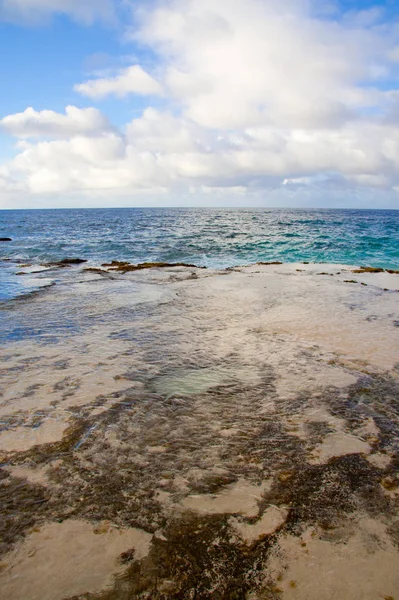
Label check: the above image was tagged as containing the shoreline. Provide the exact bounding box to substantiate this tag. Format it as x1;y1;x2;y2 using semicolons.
0;263;398;599
1;258;399;303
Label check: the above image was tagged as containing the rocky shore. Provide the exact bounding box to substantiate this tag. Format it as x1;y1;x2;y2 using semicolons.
0;262;399;600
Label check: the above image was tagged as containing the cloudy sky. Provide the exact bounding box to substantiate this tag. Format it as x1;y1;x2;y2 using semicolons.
1;0;399;208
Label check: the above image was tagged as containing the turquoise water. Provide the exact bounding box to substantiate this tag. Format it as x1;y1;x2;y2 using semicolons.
0;207;398;300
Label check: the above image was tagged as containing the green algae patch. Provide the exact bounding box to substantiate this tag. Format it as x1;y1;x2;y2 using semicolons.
0;470;50;556
83;268;109;274
261;454;390;532
101;261;130;268
352;266;385;273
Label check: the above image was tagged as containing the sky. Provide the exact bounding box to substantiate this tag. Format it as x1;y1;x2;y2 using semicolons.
1;0;399;208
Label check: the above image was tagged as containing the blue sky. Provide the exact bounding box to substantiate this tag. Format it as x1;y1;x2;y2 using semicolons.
1;16;125;119
0;0;399;208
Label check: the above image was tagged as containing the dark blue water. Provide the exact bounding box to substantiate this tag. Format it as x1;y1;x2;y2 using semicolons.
1;208;398;300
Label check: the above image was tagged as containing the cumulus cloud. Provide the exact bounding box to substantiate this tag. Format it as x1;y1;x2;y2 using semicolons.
125;108;213;153
0;106;114;139
75;65;163;99
2;131;170;194
133;0;393;130
1;0;399;206
0;0;115;24
2;108;399;201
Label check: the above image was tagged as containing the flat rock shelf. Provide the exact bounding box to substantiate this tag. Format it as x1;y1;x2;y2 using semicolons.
0;262;399;600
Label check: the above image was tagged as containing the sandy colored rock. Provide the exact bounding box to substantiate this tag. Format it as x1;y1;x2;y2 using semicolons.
0;419;68;453
230;506;289;543
181;479;271;517
310;432;371;464
267;519;399;600
0;520;152;600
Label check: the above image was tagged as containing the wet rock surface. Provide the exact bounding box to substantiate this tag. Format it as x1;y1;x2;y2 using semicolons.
0;263;398;599
43;258;88;267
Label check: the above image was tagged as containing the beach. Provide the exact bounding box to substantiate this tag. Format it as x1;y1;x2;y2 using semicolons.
1;261;399;599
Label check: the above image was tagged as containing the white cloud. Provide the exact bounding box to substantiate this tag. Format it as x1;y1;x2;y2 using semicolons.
2;130;170;194
1;0;399;207
0;106;114;139
75;65;163;99
2;108;399;201
0;0;115;24
125;108;212;153
133;0;392;130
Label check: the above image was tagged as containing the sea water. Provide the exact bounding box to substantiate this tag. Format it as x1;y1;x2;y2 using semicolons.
0;207;398;300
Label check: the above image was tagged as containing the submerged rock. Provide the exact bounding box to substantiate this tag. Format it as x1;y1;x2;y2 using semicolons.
101;260;204;273
83;267;109;274
55;258;88;265
43;258;88;267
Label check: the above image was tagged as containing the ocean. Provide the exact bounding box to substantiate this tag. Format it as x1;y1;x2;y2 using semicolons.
0;207;398;300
